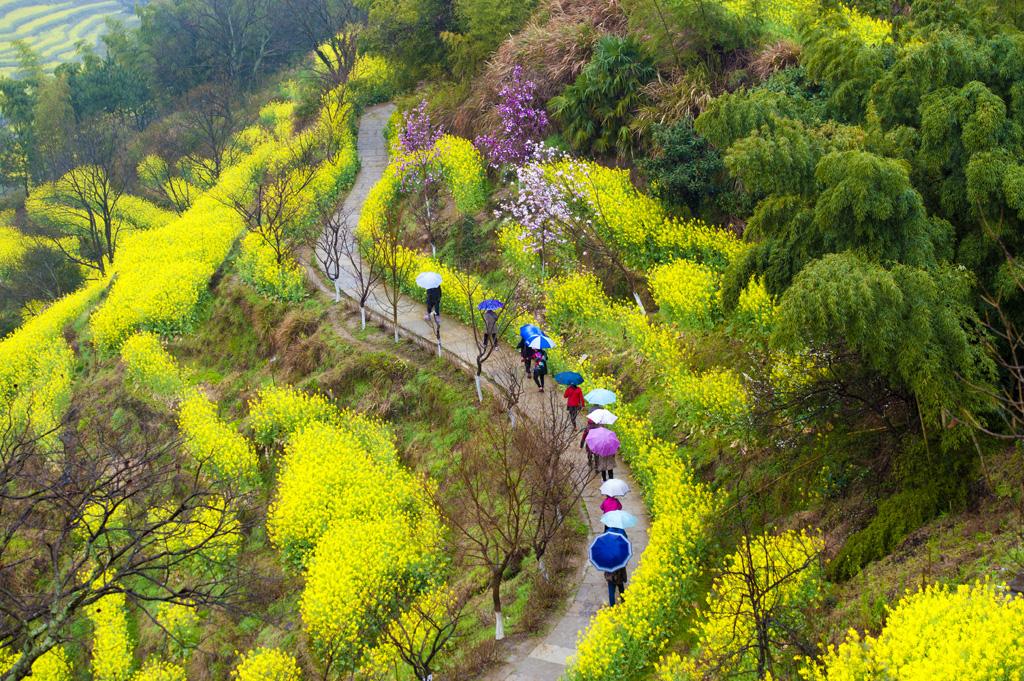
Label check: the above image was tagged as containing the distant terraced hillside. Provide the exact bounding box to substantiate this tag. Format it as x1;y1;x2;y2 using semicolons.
0;0;139;75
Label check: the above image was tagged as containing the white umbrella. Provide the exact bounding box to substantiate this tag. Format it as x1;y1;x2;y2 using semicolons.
601;510;638;529
528;334;556;349
588;408;617;425
599;478;629;497
415;271;442;289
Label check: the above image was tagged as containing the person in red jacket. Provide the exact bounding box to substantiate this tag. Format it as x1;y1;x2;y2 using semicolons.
564;383;584;428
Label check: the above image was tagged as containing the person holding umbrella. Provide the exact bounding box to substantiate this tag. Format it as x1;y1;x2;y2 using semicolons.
478;300;503;349
516;324;541;376
532;350;548;392
425;285;441;326
580;415;599;473
589;530;632;607
586;427;621;482
554;371;585;428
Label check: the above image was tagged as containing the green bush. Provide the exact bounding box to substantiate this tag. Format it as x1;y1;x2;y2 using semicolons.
640;119;724;214
549;36;656;159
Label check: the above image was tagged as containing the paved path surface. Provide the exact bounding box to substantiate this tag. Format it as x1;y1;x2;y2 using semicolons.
307;103;650;681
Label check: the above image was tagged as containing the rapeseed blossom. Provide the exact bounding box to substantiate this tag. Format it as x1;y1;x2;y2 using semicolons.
231;648;301;681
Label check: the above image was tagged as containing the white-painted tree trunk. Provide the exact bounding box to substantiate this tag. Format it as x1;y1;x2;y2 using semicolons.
394;326;399;343
475;374;483;402
431;242;436;257
360;306;366;329
436;338;442;357
508;409;517;427
333;278;341;302
495;611;505;640
633;290;647;313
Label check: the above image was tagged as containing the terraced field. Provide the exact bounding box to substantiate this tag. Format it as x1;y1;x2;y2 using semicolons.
0;0;139;75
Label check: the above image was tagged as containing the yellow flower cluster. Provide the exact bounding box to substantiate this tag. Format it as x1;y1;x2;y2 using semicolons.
677;529;824;678
735;276;777;337
236;233;307;302
434;135;489;215
86;592;133;681
0;224;28;276
89;140;278;350
720;0;892;46
301;514;441;670
259;100;298;140
120;331;185;399
137;155;200;212
267;420;435;569
0;278;108;443
248;384;340;447
546;159;742;271
129;661;186;681
253;385;443;672
649;259;722;331
801;581;1024;680
546;272;747;433
231;647;301;681
0;646;74;681
566;409;721;680
156;601;200;644
347;54;398;108
178;389;259;483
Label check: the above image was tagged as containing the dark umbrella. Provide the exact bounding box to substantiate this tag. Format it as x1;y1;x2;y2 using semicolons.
588;531;633;572
554;371;584;386
478;299;505;311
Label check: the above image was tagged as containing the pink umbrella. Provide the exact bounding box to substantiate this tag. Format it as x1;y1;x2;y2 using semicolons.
586;427;620;457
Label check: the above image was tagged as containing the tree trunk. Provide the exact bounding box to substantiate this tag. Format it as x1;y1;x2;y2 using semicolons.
333;278;341;302
475;374;483;403
632;290;647;314
492;574;504;640
360;306;366;329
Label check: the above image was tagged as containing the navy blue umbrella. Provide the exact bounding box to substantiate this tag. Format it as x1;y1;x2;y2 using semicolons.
554;371;584;386
520;324;542;339
478;299;505;311
589;531;633;572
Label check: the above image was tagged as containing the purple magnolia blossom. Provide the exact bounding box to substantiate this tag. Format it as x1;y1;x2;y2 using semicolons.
399;100;444;154
498;144;577;275
476;65;549;168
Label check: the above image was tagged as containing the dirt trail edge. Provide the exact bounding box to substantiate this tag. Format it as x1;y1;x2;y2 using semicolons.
305;103;650;681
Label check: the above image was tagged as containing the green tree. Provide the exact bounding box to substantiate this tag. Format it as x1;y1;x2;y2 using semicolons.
355;0;454;82
442;0;535;79
640;118;723;214
549;36;656;159
773;252;994;428
31;74;76;179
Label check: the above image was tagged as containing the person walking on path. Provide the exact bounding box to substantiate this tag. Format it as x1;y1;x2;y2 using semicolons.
564;383;584;428
596;449;616;482
516;336;534;376
605;566;627;606
600;495;622;514
580;417;598;473
483;309;499;349
424;285;442;326
532;351;548;392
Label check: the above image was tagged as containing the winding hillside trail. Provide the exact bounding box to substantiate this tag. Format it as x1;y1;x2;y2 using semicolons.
308;103;650;681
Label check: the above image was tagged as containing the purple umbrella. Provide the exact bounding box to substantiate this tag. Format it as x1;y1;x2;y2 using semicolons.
586;427;620;457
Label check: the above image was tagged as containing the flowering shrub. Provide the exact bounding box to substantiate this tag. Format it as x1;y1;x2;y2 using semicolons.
474;64;549;168
547;158;743;271
363;584;461;675
89;141;277;350
0;646;74;680
120;332;184;399
347;54;397;109
649;259;722;330
300;514;440;672
0;279;107;443
87;592;133;681
434;135;488;215
231;648;301;681
0;224;28;276
666;530;824;679
155;601;200;657
801;581;1024;680
236;233;307;302
259;101;297;139
149;495;242;573
248;385;339;447
178;389;259;483
130;661;186;681
733;276;777;338
267;420;435;569
721;0;891;46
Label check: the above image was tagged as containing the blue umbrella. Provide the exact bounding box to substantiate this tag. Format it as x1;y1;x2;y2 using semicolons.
554;371;584;386
520;324;542;339
528;334;556;350
585;388;617;406
601;510;638;530
478;299;505;311
589;531;633;572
